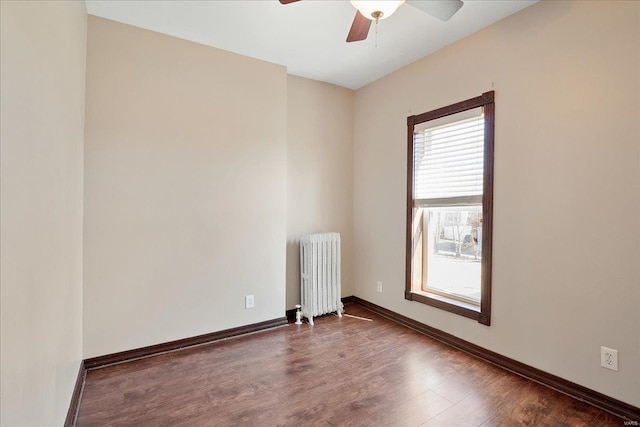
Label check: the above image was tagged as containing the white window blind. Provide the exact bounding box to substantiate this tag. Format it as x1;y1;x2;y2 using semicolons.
413;110;484;204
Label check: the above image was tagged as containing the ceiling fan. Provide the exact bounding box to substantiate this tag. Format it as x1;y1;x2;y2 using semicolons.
279;0;464;42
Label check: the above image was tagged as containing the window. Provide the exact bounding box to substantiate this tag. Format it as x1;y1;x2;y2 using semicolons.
405;91;494;325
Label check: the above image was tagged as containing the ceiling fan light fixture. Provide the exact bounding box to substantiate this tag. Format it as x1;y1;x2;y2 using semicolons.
350;0;406;21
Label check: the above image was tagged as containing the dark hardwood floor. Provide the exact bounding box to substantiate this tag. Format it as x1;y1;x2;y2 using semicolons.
76;304;624;426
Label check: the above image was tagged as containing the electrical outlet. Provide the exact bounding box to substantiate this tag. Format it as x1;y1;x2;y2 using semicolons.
600;346;618;371
376;281;383;293
245;295;255;309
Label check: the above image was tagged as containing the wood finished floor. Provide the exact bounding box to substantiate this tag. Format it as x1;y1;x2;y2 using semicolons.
76;304;623;427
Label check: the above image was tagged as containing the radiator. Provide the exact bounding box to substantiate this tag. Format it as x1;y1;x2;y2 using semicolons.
299;232;343;325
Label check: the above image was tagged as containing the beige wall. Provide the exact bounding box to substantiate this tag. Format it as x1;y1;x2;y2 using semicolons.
83;17;287;357
353;0;640;406
0;1;87;425
286;76;355;309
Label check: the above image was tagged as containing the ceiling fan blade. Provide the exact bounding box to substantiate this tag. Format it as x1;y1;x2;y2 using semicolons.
279;0;301;4
406;0;463;21
346;11;372;43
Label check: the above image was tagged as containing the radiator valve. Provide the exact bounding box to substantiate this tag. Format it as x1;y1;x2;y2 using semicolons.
295;305;303;325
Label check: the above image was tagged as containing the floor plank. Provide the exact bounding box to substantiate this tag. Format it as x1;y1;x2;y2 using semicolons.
76;304;624;426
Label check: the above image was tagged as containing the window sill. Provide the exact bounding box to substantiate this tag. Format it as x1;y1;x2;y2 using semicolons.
405;290;490;325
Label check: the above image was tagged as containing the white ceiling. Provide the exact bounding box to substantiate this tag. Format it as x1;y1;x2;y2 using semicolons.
85;0;537;90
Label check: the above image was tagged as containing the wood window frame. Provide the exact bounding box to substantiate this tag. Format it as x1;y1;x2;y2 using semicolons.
405;91;495;326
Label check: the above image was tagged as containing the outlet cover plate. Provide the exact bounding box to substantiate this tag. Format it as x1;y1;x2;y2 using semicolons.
245;295;255;309
600;346;618;371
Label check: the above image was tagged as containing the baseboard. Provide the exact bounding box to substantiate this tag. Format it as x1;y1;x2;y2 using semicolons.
63;360;86;427
352;297;640;421
285;296;356;320
342;295;356;305
84;317;288;370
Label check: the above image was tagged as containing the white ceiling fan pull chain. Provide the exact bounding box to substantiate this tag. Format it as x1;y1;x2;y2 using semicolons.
375;18;378;47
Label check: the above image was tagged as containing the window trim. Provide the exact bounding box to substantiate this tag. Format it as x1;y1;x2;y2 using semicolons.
405;91;494;326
